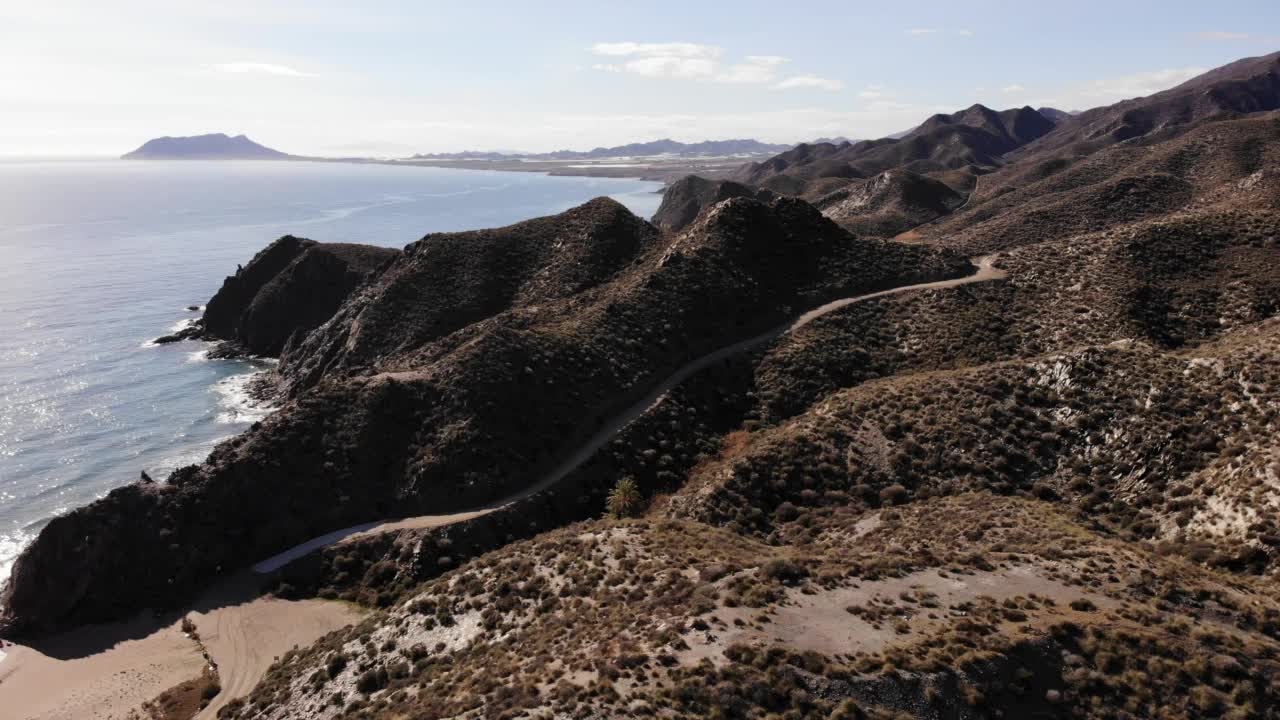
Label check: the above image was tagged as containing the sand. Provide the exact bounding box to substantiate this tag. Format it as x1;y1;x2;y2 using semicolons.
192;579;364;719
0;574;363;720
0;614;205;720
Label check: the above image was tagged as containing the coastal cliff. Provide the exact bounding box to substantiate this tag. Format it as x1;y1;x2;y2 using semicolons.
157;236;399;357
0;196;969;635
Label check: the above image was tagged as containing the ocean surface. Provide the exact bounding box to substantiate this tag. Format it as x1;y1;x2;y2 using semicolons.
0;159;662;585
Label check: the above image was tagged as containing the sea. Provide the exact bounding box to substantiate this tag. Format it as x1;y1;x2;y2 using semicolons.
0;159;662;586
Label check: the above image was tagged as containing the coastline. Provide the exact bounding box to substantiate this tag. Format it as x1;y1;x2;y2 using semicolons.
125;152;752;185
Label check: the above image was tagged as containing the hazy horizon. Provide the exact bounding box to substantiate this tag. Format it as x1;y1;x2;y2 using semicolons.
4;1;1279;157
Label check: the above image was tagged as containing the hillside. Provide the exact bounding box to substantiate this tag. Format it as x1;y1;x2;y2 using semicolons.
1;197;968;635
122;133;293;160
730;105;1056;197
4;51;1280;720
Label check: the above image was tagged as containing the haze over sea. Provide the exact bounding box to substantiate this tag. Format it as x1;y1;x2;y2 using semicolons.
0;159;661;584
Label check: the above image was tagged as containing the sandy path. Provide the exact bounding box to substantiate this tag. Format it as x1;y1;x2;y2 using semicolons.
0;614;206;720
255;256;1008;572
192;577;363;719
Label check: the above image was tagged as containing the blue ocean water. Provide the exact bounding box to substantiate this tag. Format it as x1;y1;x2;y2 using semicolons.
0;159;662;583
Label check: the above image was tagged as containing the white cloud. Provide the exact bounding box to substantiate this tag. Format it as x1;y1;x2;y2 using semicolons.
590;42;838;89
213;62;315;77
745;55;790;67
1193;31;1254;41
718;55;791;84
858;89;883;99
908;28;973;37
593;57;718;79
775;75;843;91
589;42;721;59
1016;66;1207;113
1001;84;1025;94
1070;66;1205;102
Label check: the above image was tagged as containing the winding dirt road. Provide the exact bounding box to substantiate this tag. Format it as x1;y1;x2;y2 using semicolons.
254;255;1007;571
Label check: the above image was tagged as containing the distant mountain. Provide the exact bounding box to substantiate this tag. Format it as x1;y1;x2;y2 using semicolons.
410;138;793;162
122;133;292;160
730;104;1057;198
1024;51;1279;159
808;136;857;145
1036;107;1077;123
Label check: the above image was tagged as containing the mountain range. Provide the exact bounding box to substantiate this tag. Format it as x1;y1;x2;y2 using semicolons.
409;138;796;161
8;50;1280;720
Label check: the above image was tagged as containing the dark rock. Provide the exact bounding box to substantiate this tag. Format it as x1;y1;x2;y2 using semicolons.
201;236;399;357
651;175;776;233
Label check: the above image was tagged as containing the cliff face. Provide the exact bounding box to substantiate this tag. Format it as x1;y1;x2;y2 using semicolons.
0;197;968;635
189;236;399;357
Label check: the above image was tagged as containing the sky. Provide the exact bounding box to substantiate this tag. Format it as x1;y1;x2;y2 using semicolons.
2;0;1278;156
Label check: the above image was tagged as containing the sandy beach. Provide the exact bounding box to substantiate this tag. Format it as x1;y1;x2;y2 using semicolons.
0;613;205;720
0;574;362;720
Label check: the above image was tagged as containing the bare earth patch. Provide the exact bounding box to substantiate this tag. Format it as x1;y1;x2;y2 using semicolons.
683;565;1113;664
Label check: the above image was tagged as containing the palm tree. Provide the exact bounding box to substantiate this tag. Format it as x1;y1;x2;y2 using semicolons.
606;476;643;518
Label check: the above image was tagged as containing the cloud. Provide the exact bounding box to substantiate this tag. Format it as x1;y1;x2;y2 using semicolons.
589;42;720;59
212;62;315;77
590;41;837;89
1017;66;1207;113
1001;84;1026;94
1192;31;1254;41
1070;66;1205;102
908;28;973;37
719;55;792;84
774;75;843;91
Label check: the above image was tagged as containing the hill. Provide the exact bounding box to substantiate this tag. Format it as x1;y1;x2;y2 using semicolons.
1;197;968;635
122;133;293;160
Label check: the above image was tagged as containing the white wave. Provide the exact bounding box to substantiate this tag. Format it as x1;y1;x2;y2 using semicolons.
0;528;33;592
213;371;276;424
169;317;196;333
185;348;209;363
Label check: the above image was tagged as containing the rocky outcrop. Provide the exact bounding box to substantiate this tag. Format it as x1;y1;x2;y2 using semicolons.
157;236;399;357
0;197;969;636
812;170;966;236
650;175;776;233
